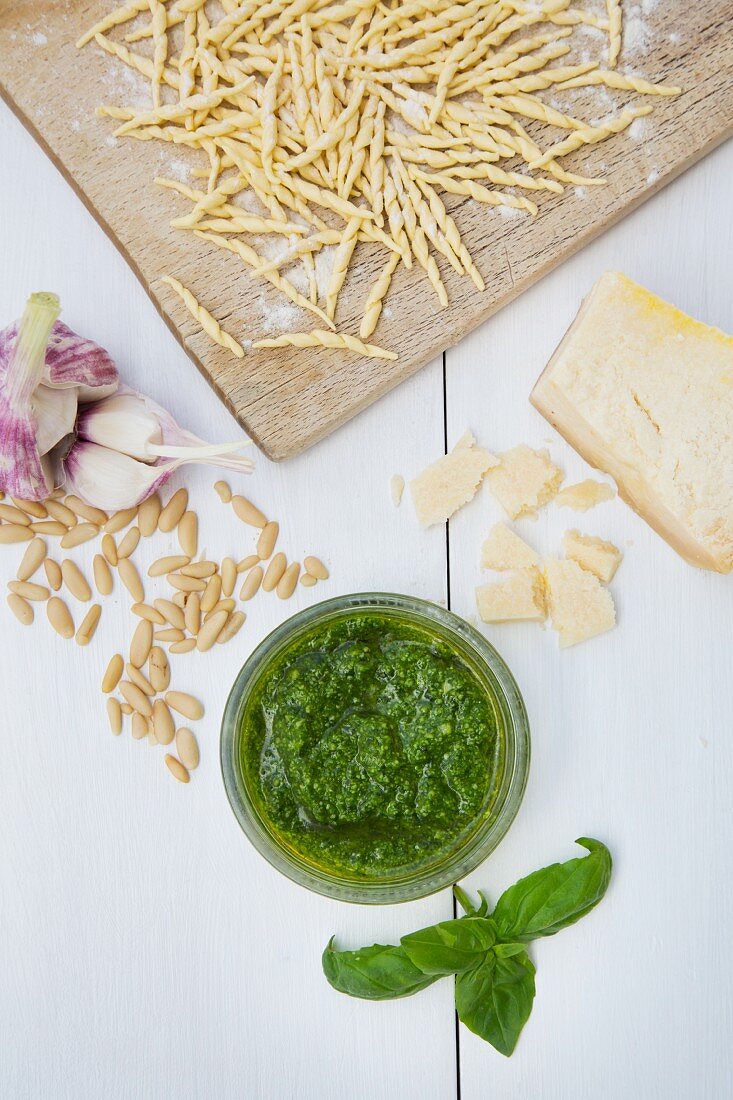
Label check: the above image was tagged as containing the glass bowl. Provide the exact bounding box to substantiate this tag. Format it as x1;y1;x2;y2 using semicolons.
221;593;530;904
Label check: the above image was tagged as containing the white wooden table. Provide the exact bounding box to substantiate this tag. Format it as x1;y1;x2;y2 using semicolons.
1;100;732;1100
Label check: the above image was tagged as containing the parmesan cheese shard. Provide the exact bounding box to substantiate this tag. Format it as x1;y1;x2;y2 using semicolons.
563;530;623;583
531;272;733;573
555;479;615;512
476;569;546;624
481;524;539;570
485;445;564;519
544;558;616;648
390;474;405;508
410;434;498;528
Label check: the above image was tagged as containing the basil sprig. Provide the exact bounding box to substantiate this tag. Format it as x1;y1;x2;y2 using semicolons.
322;837;612;1056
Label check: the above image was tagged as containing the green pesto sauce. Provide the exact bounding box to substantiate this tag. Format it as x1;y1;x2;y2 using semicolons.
239;611;504;879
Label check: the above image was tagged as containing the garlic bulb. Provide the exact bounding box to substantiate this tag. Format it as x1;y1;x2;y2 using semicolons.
0;293;120;500
0;292;61;500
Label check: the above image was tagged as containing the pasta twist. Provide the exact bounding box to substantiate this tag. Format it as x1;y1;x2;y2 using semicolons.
529;106;653;169
360;253;400;339
606;0;622;68
161;276;244;358
253;330;397;360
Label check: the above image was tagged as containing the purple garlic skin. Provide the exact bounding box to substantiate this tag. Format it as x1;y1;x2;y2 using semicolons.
1;320;119;402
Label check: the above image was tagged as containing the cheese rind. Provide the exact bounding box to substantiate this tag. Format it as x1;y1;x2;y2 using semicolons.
410;432;498;527
555;479;615;512
531;271;733;573
544;557;616;647
563;529;622;583
485;445;564;519
476;569;546;623
481;524;540;570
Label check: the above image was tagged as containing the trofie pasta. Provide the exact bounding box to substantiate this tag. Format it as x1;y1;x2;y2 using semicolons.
79;0;681;361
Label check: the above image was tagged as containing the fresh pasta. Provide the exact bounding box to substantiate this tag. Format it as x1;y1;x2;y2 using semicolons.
79;0;681;361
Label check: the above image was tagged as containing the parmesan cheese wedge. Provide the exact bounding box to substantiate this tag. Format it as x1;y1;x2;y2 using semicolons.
485;445;564;519
544;558;616;647
563;529;622;583
531;272;733;573
555;479;615;512
410;432;498;527
476;569;546;623
481;524;540;570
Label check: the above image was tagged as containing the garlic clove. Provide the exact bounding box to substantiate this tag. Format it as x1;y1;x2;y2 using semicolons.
63;441;177;510
42;321;119;402
33;383;78;456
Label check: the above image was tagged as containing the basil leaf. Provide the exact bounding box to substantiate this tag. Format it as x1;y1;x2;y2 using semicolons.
455;950;536;1057
322;939;439;1001
401;917;497;976
492;837;612;942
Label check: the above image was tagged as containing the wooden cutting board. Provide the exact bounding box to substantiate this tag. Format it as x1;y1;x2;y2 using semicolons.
1;2;732;460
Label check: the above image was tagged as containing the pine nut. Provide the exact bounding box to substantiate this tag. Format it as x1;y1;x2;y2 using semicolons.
12;497;47;519
148;647;170;692
47;597;74;638
304;556;329;580
61;523;99;548
257;521;279;560
45;500;77;527
148;554;190;577
43;559;62;591
232;495;267;528
117;527;140;558
102;533;118;565
172;591;187;608
240;566;263;601
137;493;161;536
0;525;33;544
93;555;113;596
218;611;245;644
126;664;156;696
129;618;154;668
119;680;153;717
221;557;237;597
262;552;287;592
104;507;137;534
8;580;49;601
7;593;33;625
205;598;235;619
176;728;199;770
76;604;102;646
118;559;144;602
30;521;66;536
0;503;32;525
165;754;190;783
165;691;204;721
65;497;108;525
180;560;217;579
153;599;186;630
102;654;124;693
131;602;166;625
196;609;228;652
168;574;206;593
169;638;197;653
236;554;260;573
214;481;232;503
155;628;186;643
276;562;301;599
185;593;201;636
61;559;92;602
131;712;149;740
178;511;198;557
153;699;175;745
200;574;222;612
120;704;133;716
159;488;188;532
107;698;123;736
300;573;317;587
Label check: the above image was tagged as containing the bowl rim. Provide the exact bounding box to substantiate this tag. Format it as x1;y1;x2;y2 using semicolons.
220;592;530;904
